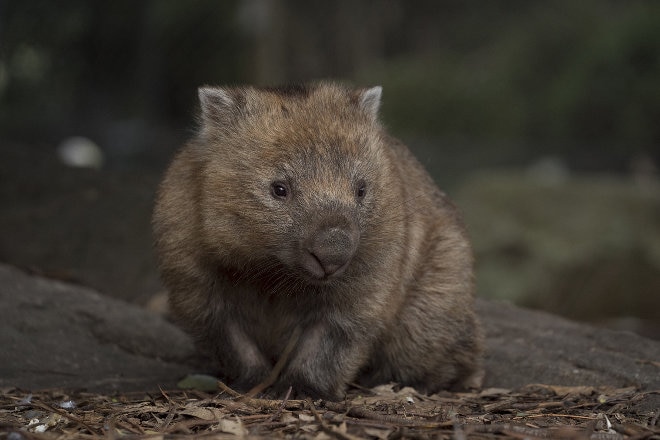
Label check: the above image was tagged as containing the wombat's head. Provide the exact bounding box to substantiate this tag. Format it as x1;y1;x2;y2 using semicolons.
196;83;390;286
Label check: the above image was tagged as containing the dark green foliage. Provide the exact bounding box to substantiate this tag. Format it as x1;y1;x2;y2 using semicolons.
0;0;243;139
0;1;658;156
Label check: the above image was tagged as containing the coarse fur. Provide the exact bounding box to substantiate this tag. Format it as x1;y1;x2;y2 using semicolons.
153;82;484;400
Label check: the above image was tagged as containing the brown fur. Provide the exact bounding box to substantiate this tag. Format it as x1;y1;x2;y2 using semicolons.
152;82;483;400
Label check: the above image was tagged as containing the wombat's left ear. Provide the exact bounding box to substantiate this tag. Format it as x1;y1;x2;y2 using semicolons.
198;86;239;124
358;86;382;121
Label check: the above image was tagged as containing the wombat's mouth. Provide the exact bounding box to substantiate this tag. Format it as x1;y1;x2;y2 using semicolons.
299;250;351;283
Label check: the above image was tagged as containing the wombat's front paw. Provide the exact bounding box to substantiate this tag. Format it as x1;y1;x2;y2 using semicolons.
226;369;271;395
272;375;345;401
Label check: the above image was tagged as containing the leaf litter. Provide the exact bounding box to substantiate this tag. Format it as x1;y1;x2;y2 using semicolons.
0;382;658;439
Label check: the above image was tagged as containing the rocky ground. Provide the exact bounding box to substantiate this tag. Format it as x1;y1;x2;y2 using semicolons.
0;263;658;438
2;263;658;394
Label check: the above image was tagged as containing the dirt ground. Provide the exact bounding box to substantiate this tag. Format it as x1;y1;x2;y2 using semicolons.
1;382;659;439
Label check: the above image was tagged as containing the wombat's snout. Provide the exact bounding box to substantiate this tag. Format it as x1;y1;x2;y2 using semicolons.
303;225;358;279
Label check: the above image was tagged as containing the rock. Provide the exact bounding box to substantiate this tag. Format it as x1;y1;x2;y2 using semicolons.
1;263;658;394
479;300;660;390
0;263;203;393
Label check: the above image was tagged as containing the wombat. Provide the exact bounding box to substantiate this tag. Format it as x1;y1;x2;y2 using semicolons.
153;82;483;400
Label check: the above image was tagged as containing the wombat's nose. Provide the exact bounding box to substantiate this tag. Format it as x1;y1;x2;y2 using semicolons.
305;227;357;278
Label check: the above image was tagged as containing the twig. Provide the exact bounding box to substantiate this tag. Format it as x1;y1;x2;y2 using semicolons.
160;402;178;432
158;385;173;406
166;418;222;433
155;385;178;432
650;408;659;427
307;398;363;440
217;381;304;410
635;358;660;368
266;386;292;423
243;396;305;411
217;380;243;398
483;398;517;412
113;418;144;435
31;400;101;436
517;413;598;420
244;326;302;398
466;423;554;438
347;382;376;394
452;415;466;440
120;415;146;435
323;401;452;429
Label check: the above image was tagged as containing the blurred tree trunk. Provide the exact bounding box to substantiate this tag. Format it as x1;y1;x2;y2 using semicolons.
239;0;286;84
240;0;402;84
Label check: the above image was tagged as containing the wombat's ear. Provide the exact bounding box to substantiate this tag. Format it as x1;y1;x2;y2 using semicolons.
198;86;242;124
358;86;382;121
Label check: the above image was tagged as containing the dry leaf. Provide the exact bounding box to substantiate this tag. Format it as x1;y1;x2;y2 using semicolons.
370;384;396;395
298;413;315;422
301;423;320;433
396;386;418;397
215;418;247;436
477;388;511;397
543;385;597;396
180;406;223;421
280;412;298;424
363;427;393;439
1;385;654;439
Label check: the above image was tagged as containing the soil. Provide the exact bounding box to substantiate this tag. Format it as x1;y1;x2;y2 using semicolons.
1;384;658;439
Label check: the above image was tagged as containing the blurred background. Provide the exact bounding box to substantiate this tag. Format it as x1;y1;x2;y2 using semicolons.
1;0;658;338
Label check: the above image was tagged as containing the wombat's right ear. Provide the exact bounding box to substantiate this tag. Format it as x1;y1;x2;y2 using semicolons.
198;87;241;124
358;86;382;121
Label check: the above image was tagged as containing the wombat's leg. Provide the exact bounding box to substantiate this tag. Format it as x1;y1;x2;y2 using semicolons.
367;294;482;392
213;320;272;392
168;274;273;392
273;323;370;400
363;257;483;392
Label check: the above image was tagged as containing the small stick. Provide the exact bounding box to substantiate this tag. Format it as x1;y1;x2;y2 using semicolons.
347;382;376;394
307;399;362;440
244;326;302;399
216;381;304;410
266;386;292;423
160;402;178;432
650;408;659;427
323;401;452;429
516;413;598;420
217;381;243;398
31;400;101;436
113;418;144;435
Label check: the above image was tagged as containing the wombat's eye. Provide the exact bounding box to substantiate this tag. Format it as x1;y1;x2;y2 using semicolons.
271;182;288;199
356;181;367;200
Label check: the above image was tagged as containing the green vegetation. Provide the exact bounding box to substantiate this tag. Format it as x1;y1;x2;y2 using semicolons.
358;2;660;151
0;1;657;159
